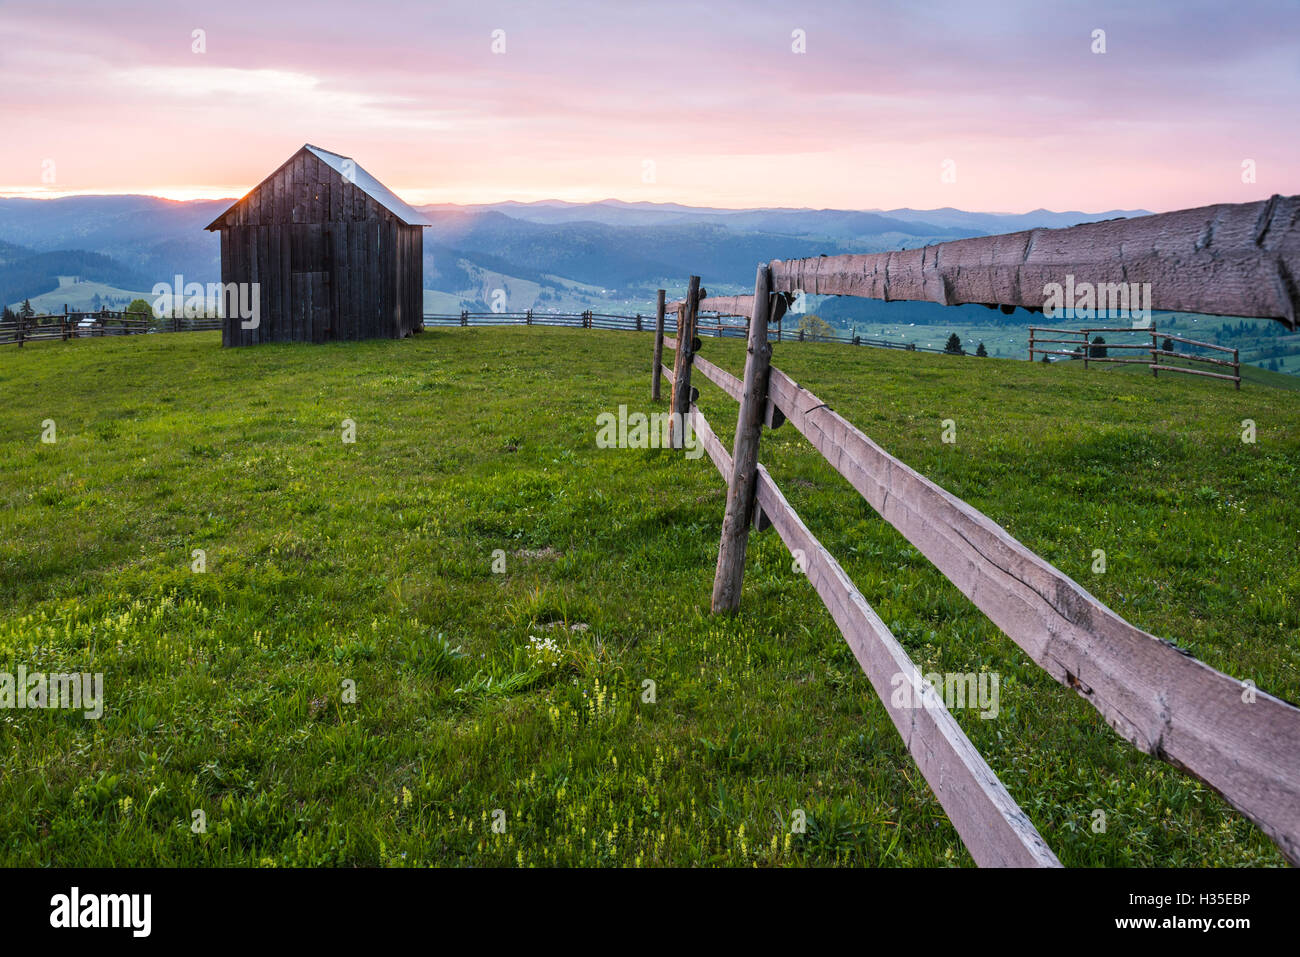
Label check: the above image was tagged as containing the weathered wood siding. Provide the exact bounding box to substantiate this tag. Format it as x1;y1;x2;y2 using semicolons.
215;150;423;346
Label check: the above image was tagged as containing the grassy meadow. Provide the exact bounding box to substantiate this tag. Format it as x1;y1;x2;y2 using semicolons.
0;327;1297;867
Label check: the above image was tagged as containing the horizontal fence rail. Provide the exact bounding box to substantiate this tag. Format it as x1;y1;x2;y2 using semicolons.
1028;325;1242;387
763;195;1300;329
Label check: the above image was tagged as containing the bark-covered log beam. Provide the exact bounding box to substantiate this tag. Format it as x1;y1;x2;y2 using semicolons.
769;195;1300;328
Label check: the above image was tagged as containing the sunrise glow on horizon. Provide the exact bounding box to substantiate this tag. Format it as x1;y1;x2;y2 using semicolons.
3;0;1297;214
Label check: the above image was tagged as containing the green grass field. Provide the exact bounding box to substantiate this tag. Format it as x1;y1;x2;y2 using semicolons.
1;328;1297;867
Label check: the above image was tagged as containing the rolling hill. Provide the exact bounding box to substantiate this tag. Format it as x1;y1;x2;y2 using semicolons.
0;196;1152;315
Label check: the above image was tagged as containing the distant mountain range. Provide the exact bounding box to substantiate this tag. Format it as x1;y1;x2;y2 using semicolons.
0;195;1149;314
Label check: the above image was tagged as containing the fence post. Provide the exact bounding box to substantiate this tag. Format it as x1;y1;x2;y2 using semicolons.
460;310;468;327
1151;330;1158;378
16;316;23;348
651;289;666;401
1083;333;1089;370
1028;327;1035;361
1234;348;1240;390
526;309;532;326
669;277;701;449
711;265;774;614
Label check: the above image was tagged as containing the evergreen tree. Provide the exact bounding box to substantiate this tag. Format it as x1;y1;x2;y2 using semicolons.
944;332;963;355
975;341;988;357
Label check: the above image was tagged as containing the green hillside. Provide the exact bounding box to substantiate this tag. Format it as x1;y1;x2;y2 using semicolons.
1;329;1297;866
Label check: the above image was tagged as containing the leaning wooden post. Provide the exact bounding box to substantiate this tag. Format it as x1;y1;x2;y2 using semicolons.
711;265;774;613
669;277;701;448
651;289;666;401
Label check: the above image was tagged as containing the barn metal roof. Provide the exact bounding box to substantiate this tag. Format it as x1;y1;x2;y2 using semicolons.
205;144;432;229
303;145;432;226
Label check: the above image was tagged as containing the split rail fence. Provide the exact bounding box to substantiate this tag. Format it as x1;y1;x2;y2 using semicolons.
0;309;221;346
421;309;900;344
652;193;1300;867
1029;325;1242;387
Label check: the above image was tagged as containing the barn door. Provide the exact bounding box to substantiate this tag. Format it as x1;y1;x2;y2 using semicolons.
292;271;331;343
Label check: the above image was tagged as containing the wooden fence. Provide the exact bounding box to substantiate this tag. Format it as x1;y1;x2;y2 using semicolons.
652;192;1300;867
1029;325;1242;388
422;310;963;355
0;309;221;346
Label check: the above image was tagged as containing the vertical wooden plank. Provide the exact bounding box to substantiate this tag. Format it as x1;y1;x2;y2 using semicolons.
268;225;281;343
284;226;295;343
652;289;666;400
280;223;291;341
293;152;306;224
219;230;231;346
348;220;360;340
336;223;349;341
258;225;270;344
272;166;284;223
669;277;701;448
362;220;372;339
234;229;245;346
381;220;391;337
241;229;252;347
311;223;323;339
305;153;318;223
711;265;774;613
413;228;424;334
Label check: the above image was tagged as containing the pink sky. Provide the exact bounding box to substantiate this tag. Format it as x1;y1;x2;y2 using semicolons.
2;0;1297;212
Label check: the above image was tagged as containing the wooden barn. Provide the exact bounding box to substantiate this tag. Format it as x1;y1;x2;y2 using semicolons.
205;144;430;346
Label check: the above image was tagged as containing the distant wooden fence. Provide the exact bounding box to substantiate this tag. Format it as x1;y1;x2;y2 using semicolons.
0;309;221;346
654;193;1300;867
421;310;962;354
1029;325;1242;388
